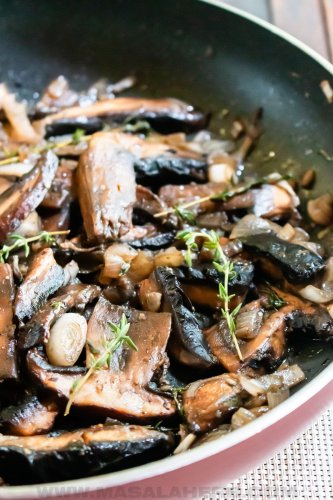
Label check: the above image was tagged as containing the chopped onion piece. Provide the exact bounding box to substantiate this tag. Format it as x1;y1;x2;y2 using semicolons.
231;407;256;429
299;257;333;304
173;433;197;454
239;375;267;396
0;161;35;177
14;211;42;238
230;214;281;240
267;388;290;409
154;247;184;268
299;284;333;304
235;308;263;339
240;365;305;397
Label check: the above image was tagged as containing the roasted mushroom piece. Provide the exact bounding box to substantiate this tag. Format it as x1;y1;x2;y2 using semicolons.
19;284;101;350
27;298;175;421
241;232;325;283
205;289;333;372
33;96;206;135
155;267;217;370
0;151;58;242
77;132;136;242
0;394;59;436
14;248;65;322
183;365;305;433
0;264;18;380
0;423;175;484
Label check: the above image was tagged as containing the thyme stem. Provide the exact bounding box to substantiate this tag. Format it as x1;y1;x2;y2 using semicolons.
176;229;243;361
0;230;69;263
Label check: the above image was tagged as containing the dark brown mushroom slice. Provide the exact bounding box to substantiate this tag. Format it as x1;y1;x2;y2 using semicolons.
41;200;71;232
0;423;175;484
27;298;175;421
77;132;136;242
205;289;333;372
0;151;58;243
14;248;65;322
183;373;244;433
134;155;207;187
241;232;324;283
33;97;206;136
0;264;18;380
183;364;305;434
0;394;59;436
154;267;217;370
19;284;101;350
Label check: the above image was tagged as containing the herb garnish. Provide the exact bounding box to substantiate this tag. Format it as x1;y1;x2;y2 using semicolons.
0;230;69;263
174;205;196;225
0;130;92;167
51;301;64;313
176;230;243;360
64;314;137;416
264;283;287;310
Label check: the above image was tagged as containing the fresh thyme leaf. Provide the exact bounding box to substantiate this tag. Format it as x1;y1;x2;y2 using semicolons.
120;262;130;276
123;120;151;134
264;283;287;310
0;230;69;263
174;205;196;225
177;229;243;361
51;301;64;313
171;387;185;417
72;128;85;144
64;314;137;416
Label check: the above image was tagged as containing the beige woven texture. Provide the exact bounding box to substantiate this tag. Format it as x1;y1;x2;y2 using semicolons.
216;406;333;499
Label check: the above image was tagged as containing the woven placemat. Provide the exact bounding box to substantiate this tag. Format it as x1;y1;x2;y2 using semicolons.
216;406;333;499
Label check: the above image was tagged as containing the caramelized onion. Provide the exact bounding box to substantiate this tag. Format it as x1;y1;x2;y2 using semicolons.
235;308;263;339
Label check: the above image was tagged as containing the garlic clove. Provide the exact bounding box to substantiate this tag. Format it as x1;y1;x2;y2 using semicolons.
46;313;87;367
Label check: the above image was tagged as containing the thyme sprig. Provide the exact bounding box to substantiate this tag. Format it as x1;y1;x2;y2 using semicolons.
64;314;137;416
0;230;69;263
176;229;243;360
154;174;291;219
0;129;91;167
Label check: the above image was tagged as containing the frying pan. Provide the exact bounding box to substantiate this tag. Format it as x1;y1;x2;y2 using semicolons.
0;0;332;497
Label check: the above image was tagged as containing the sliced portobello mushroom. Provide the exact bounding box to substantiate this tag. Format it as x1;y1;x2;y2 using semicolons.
14;248;65;322
241;232;325;283
19;284;101;350
205;289;333;372
134;155;207;187
175;259;254;288
0;394;59;436
0;423;175;484
183;373;244;433
183;364;305;433
154;267;217;370
77;132;136;242
0;264;18;380
0;151;58;242
27;298;175;421
128;231;176;250
33;97;206;136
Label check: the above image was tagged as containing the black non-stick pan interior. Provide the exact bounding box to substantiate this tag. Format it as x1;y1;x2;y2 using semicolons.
0;0;332;381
